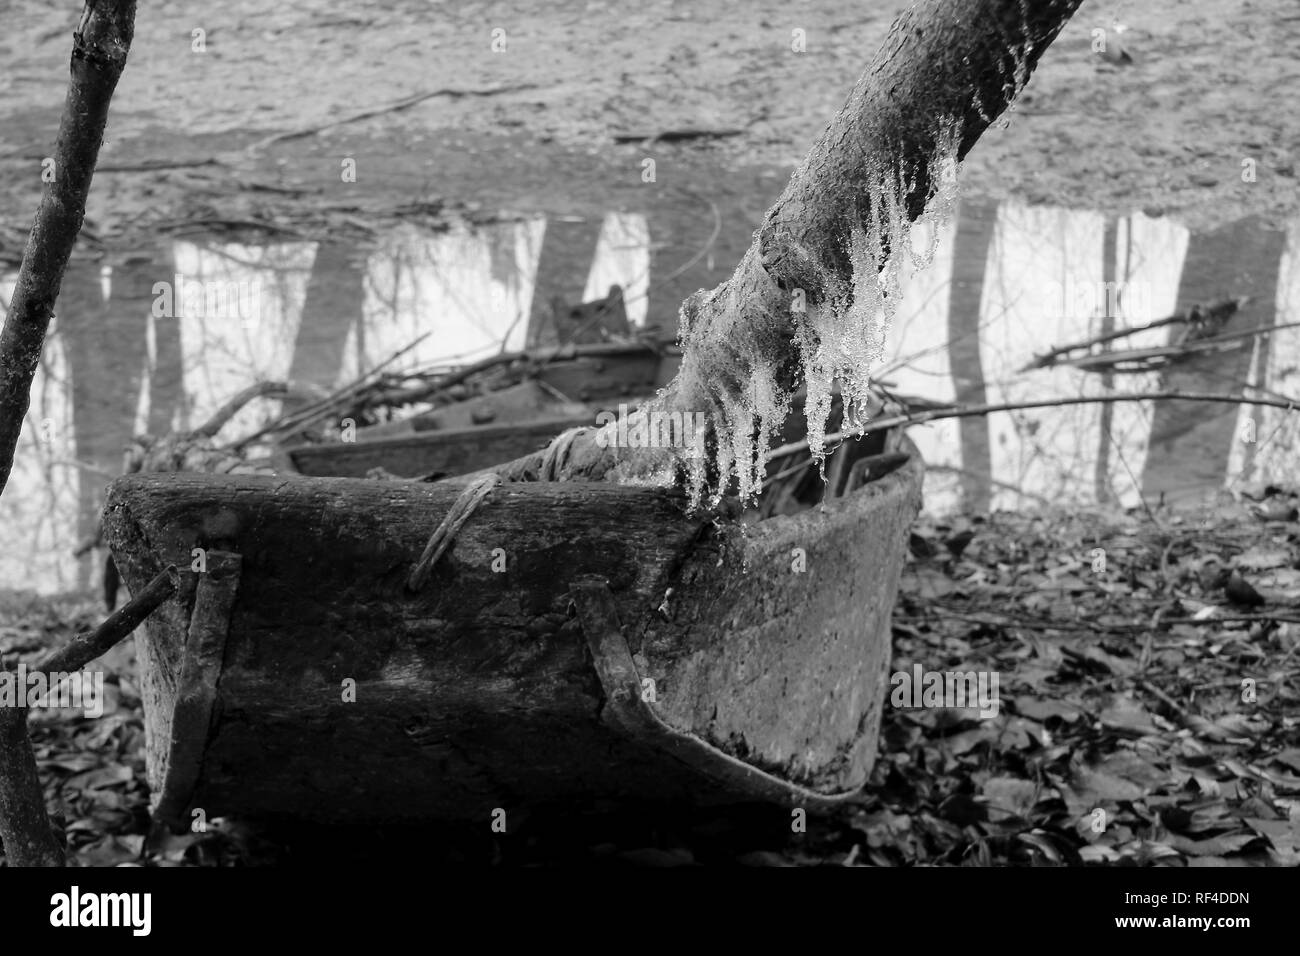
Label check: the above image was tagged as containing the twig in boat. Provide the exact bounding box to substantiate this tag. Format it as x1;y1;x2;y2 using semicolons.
407;474;501;591
245;84;538;152
188;380;294;440
534;378;579;405
354;340;679;412
371;351;520;408
233;332;433;449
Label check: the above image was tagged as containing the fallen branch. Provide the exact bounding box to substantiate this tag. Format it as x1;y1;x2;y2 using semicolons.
245;83;538;151
35;566;178;675
927;608;1300;632
1139;679;1233;741
237;337;678;451
187;380;296;440
0;567;176;868
96;157;222;173
1061;339;1241;372
1049;319;1300;374
363;340;674;409
764;390;1300;464
156;217;308;238
1160;614;1300;626
231;332;434;449
611;128;746;144
1020;298;1246;372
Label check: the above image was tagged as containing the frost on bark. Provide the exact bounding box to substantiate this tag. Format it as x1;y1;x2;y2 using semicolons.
510;0;1085;507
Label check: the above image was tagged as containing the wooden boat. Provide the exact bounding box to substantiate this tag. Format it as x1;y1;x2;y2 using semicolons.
103;420;922;828
281;413;597;479
279;342;680;479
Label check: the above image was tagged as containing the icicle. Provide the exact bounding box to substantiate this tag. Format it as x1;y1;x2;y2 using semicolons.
642;114;966;511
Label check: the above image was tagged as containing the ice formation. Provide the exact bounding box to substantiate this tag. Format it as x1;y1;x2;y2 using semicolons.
645;10;1038;511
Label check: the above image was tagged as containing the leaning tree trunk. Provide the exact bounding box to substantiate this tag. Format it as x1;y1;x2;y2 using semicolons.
0;0;137;868
495;0;1085;505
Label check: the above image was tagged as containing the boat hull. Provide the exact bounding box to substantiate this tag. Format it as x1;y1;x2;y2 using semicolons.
283;415;594;478
104;436;922;825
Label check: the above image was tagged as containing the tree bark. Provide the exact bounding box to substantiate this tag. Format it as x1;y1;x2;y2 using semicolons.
489;0;1085;488
0;0;136;868
0;1;136;496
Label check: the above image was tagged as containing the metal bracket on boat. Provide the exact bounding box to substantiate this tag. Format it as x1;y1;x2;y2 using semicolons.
153;550;242;832
569;577;862;813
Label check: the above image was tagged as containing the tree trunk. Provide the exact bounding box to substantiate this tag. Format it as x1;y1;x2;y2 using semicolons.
491;0;1085;501
0;1;137;496
0;0;137;868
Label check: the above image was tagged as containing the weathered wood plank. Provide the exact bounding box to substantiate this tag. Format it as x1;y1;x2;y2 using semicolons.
351;380;589;441
285;415;592;478
105;474;709;823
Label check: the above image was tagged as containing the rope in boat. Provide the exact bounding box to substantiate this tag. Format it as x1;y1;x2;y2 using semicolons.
538;426;590;481
406;473;502;591
407;423;594;590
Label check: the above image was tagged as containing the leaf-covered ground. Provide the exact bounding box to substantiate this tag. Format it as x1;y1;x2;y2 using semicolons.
878;490;1300;868
3;488;1298;867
